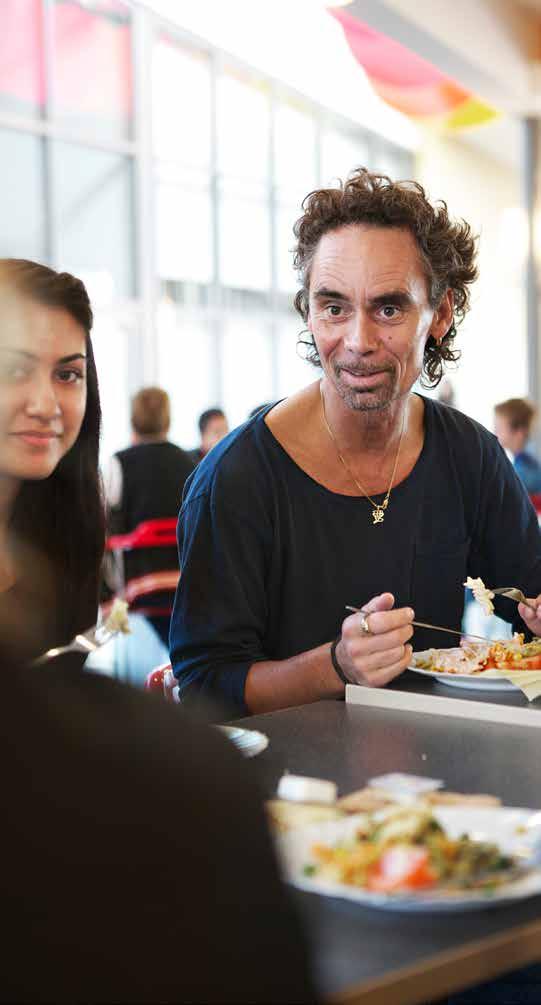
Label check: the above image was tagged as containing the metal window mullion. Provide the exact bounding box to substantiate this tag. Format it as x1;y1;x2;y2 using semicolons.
209;49;222;406
132;3;156;388
42;0;58;267
269;82;279;401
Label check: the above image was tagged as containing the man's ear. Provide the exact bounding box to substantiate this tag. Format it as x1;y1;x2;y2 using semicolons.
433;289;454;341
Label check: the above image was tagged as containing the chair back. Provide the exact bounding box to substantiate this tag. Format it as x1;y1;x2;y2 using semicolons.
105;518;179;613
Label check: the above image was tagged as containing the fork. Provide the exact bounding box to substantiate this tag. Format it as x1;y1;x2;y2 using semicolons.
34;625;115;664
490;587;538;613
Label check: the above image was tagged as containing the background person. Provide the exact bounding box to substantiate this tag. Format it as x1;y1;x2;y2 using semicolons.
170;169;541;719
0;258;104;658
104;387;194;648
494;397;541;495
188;407;229;466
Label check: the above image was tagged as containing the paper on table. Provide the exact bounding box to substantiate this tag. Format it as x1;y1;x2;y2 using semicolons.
491;668;541;701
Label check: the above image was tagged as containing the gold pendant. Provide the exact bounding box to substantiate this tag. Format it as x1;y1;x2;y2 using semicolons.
372;507;385;525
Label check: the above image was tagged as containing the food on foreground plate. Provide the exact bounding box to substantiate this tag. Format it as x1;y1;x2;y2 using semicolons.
304;806;514;894
464;576;495;616
413;635;541;675
266;800;343;832
267;789;502;831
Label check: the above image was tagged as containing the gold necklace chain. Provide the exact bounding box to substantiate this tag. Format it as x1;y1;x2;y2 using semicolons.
319;382;406;526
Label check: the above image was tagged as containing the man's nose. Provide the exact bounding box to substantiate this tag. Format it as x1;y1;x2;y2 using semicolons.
25;377;61;419
343;310;379;353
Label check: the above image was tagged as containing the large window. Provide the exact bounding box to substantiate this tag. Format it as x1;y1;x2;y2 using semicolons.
0;2;413;455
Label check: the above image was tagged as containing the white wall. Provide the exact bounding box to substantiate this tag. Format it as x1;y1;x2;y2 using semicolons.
416;134;526;431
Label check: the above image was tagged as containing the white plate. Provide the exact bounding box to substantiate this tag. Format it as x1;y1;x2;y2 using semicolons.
278;806;541;912
216;725;269;757
409;664;517;691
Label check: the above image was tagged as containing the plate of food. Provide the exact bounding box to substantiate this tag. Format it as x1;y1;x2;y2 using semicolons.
409;636;541;691
278;804;541;912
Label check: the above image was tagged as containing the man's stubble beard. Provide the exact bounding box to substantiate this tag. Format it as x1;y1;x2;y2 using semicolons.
332;363;399;413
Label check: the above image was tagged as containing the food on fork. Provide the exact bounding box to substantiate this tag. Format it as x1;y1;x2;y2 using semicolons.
104;598;130;635
413;634;541;674
464;576;495;616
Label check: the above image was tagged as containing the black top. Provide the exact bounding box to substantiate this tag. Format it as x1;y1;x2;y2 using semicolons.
170;396;541;717
112;440;195;533
109;441;194;600
0;651;314;1003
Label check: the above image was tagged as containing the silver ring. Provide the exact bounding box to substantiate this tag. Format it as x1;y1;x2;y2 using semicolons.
359;613;371;635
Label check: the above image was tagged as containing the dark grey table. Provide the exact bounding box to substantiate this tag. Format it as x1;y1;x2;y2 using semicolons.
233;699;541;1005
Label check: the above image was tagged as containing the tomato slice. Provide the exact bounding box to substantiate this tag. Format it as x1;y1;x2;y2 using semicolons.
496;656;541;671
367;846;437;892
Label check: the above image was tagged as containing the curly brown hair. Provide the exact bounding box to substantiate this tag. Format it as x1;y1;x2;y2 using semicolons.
293;168;478;387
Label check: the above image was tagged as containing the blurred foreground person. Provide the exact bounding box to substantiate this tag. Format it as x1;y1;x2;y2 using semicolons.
0;259;104;657
104;387;194;646
170;169;541;717
494;397;541;495
0;576;314;1003
188;406;229;465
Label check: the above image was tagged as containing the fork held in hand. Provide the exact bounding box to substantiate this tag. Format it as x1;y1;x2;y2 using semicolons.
490;587;538;613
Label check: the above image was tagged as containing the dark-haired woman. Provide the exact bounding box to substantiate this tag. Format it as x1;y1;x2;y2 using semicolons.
0;259;105;657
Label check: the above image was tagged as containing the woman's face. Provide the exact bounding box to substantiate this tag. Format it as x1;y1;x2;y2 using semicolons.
0;294;87;486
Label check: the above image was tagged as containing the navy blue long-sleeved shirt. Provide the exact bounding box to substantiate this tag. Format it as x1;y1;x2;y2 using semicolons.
170;396;541;717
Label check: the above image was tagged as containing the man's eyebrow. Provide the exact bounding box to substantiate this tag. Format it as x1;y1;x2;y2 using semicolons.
312;287;351;302
368;291;413;308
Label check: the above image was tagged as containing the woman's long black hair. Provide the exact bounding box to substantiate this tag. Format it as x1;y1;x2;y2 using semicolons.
3;260;106;643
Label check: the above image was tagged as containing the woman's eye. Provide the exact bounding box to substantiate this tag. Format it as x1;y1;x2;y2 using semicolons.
56;368;84;384
2;364;28;381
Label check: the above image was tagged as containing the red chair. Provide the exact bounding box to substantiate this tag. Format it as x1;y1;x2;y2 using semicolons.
106;518;180;617
144;662;179;702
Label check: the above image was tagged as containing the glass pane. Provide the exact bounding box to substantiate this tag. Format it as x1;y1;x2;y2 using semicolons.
321;129;370;187
0;0;44;119
0;128;45;260
217;71;270;182
156;169;212;284
274;100;317;194
52;141;134;298
222;320;273;428
50;0;132;140
277;317;314;398
276;203;301;294
92;308;131;461
219;183;270;290
156;299;215;449
152;37;211;168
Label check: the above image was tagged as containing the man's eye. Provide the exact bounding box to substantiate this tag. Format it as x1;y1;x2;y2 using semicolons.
380;305;400;319
325;304;343;317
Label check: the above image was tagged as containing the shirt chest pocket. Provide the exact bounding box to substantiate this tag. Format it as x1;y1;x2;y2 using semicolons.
412;537;471;630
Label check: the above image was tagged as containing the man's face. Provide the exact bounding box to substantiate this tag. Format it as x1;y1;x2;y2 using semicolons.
307;224;452;412
494;414;527;455
201;415;228;453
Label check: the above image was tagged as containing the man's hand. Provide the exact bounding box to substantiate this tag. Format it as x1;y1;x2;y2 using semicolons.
335;592;414;687
518;596;541;637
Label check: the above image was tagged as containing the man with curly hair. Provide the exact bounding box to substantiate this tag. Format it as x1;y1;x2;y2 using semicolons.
170;168;541;717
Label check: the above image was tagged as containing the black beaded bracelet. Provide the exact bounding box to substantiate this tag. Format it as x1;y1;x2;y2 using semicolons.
330;633;349;686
